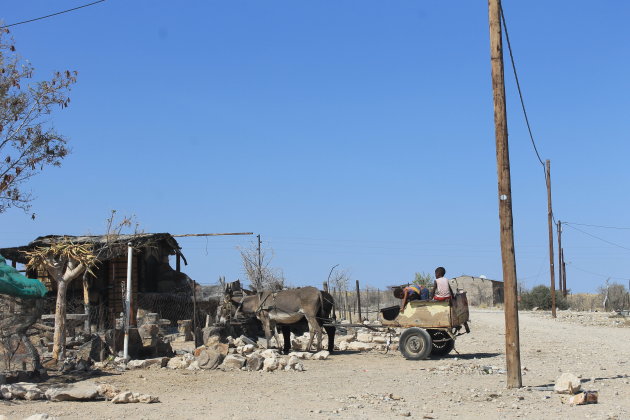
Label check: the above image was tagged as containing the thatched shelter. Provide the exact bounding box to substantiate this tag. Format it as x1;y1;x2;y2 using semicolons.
0;233;193;330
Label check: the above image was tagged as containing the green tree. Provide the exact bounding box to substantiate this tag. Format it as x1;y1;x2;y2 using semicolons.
414;272;433;287
0;28;77;214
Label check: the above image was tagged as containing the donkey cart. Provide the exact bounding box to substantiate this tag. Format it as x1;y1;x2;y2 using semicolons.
378;292;471;360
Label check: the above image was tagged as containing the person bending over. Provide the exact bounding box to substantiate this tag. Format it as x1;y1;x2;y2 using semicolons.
396;283;430;311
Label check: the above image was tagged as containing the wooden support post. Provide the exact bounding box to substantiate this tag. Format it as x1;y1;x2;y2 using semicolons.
546;160;557;318
365;286;370;321
323;282;329;293
376;288;380;320
176;254;181;273
488;0;522;388
345;290;352;323
11;260;17;268
82;271;91;332
192;279;198;346
356;280;362;322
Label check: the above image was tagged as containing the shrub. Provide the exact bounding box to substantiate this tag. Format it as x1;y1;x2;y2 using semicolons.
520;285;568;310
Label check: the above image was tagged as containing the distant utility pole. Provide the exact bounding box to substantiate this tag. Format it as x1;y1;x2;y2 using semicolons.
562;248;567;296
488;0;522;388
257;234;262;286
557;221;563;295
546;160;557;318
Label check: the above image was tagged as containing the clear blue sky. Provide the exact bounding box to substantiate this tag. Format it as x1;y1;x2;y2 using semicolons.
1;1;629;293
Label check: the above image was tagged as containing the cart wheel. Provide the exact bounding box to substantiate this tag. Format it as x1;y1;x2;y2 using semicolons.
429;329;455;356
399;327;432;360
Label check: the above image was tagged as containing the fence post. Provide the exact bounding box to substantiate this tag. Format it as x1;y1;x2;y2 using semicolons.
345;290;352;323
356;280;362;322
376;288;380;320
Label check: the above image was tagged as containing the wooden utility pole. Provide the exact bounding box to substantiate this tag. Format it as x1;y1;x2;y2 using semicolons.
557;221;563;295
257;234;262;287
562;248;567;296
488;0;522;388
546;160;557;318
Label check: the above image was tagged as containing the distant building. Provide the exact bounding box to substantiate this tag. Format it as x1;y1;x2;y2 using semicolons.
450;275;504;307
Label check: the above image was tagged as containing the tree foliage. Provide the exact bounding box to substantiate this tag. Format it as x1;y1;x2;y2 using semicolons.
0;28;77;213
598;282;629;312
414;272;433;287
329;267;351;292
239;241;285;292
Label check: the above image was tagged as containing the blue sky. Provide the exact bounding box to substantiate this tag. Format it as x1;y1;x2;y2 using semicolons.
1;1;629;293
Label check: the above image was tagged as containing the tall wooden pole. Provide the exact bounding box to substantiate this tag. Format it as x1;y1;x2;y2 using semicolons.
557;221;563;295
488;0;522;388
562;248;567;296
257;234;262;287
546;160;557;318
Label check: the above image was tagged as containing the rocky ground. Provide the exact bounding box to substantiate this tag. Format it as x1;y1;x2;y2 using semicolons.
2;309;630;420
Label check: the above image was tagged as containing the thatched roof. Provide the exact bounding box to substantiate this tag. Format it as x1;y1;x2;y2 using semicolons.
0;233;185;265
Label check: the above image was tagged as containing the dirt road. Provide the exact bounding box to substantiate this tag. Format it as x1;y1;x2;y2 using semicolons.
3;309;629;420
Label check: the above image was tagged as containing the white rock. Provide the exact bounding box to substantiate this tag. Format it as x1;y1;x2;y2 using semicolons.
311;350;330;360
338;334;356;343
288;355;300;368
187;361;201;370
357;333;373;343
23;415;59;420
167;356;189;369
111;391;159;404
127;358;168;369
372;336;387;344
45;383;100;401
0;383;46;400
555;373;582;394
288;351;312;360
221;354;247;370
262;357;279;372
338;341;349;351
278;357;288;370
261;349;281;358
347;342;376;351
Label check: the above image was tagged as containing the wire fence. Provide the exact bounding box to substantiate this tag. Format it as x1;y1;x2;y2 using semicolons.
0;295;44;371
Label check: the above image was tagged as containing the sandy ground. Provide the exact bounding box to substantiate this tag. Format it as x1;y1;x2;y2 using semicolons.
2;309;630;420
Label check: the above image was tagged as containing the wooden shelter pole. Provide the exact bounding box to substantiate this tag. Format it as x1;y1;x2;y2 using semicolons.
172;232;254;237
123;243;132;360
546;160;557;318
488;0;522;388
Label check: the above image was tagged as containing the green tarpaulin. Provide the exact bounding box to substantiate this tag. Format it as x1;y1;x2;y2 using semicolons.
0;255;48;299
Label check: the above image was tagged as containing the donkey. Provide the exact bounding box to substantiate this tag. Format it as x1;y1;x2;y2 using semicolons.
279;289;336;354
226;286;332;352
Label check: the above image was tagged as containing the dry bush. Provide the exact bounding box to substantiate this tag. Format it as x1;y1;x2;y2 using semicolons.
568;293;603;312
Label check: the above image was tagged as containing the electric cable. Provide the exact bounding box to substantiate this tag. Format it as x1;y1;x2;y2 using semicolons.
1;1;106;29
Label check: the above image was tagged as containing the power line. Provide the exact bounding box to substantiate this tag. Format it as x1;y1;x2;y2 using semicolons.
564;262;628;281
564;222;630;230
499;4;545;168
0;0;106;29
564;223;630;251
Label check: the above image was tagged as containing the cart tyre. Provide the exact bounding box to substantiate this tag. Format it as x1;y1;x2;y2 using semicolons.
428;329;455;356
399;327;432;360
